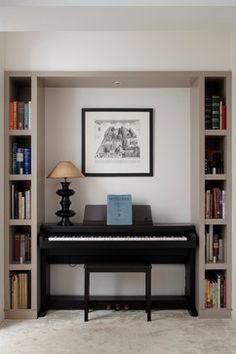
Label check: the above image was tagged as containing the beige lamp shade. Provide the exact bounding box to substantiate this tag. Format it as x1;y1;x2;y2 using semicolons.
47;161;84;179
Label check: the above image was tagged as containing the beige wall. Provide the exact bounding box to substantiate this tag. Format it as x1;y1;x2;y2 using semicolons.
0;33;4;322
46;87;190;295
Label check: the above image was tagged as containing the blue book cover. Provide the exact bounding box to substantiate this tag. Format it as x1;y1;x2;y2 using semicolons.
107;194;132;225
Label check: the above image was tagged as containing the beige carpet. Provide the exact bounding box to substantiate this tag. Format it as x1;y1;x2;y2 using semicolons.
0;310;236;354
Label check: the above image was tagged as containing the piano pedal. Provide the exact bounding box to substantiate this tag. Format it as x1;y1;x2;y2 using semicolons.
115;303;121;311
124;304;129;311
106;303;112;310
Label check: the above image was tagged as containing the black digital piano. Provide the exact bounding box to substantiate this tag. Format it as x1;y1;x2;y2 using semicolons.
38;206;198;316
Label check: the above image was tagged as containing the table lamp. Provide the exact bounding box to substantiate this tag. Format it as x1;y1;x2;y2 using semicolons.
47;161;84;226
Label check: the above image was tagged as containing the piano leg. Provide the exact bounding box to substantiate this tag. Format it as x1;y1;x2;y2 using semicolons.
84;267;90;321
38;249;50;317
185;250;198;317
145;267;151;321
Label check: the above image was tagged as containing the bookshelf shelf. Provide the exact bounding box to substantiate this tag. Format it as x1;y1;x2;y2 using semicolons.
199;308;231;319
205;174;226;181
9;219;32;226
205;263;227;270
5;309;38;320
205;219;226;225
9;264;32;271
205;130;227;136
9;174;32;181
8;130;32;136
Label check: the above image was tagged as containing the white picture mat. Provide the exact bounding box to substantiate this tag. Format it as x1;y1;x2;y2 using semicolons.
84;110;151;174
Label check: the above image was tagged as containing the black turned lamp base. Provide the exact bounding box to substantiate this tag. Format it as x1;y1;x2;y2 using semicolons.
56;214;75;227
56;181;76;226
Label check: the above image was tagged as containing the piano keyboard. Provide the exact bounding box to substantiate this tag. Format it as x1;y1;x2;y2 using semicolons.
48;235;188;241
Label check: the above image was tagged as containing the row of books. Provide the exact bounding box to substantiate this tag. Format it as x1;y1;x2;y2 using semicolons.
10;272;31;309
12;233;31;264
9;101;32;130
205;96;226;130
12;143;31;175
205;274;226;308
205;232;223;263
205;188;226;219
11;184;31;219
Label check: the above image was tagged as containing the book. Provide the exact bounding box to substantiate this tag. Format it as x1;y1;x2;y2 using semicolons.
205;96;212;129
212;96;220;129
213;234;219;263
107;194;132;225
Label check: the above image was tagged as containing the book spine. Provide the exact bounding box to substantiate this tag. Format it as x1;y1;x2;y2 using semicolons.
218;238;224;262
24;102;28;130
28;101;32;130
16;148;24;175
222;104;226;129
20;234;26;264
205;232;210;262
9;102;14;130
17;102;24;129
209;229;213;262
13;101;17;130
23;148;31;174
14;233;20;262
11;183;15;219
222;190;226;219
213;234;219;263
205;97;212;129
212;95;220;129
12;142;18;175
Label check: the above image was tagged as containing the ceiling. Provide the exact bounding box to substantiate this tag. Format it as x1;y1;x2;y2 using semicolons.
1;2;236;31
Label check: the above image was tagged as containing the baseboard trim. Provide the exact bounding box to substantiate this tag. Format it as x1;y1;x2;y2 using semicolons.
0;310;4;322
232;310;236;321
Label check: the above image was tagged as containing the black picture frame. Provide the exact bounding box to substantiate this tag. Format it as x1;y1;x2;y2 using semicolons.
82;108;153;177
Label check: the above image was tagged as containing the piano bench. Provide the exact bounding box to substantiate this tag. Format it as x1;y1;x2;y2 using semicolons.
84;263;152;322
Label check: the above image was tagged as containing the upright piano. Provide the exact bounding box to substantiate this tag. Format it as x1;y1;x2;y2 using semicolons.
38;206;198;316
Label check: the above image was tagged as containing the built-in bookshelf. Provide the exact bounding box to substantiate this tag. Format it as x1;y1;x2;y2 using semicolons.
4;74;45;319
4;71;231;319
191;72;231;318
203;76;231;317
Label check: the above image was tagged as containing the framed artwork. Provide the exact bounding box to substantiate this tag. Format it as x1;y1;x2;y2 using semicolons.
81;108;153;176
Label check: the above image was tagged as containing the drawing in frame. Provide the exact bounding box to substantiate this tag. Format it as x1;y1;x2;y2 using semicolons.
82;108;153;176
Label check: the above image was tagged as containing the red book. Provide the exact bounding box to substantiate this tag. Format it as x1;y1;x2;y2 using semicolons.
13;101;17;130
222;104;226;130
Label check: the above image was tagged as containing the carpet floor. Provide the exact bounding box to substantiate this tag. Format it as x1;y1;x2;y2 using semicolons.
0;310;236;354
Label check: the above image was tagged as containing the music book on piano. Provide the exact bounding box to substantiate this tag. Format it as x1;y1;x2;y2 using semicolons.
107;194;132;225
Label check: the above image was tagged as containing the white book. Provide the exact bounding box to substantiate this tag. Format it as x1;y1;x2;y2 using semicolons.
25;189;31;219
28;101;32;130
217;275;221;308
205;190;211;218
209;227;213;262
222;190;226;219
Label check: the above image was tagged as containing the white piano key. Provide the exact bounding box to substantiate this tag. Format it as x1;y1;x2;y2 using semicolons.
48;235;188;241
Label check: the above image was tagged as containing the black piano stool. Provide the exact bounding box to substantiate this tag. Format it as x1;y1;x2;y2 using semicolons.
84;263;152;322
